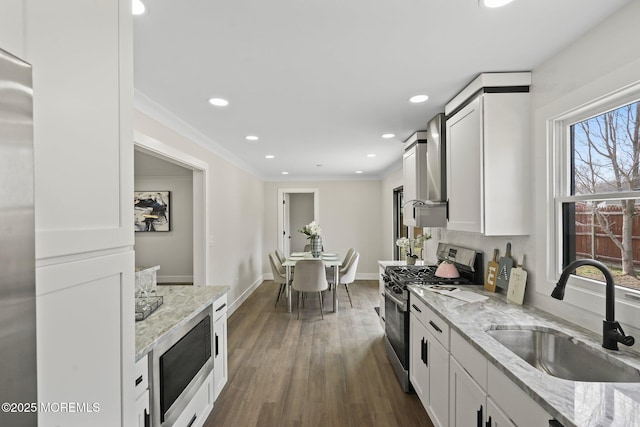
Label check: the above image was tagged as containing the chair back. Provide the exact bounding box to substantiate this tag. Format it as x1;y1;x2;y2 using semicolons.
292;259;328;292
275;248;286;265
340;252;360;284
342;248;355;267
269;252;287;285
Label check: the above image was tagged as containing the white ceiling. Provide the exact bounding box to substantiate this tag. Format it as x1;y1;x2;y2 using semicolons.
133;0;630;181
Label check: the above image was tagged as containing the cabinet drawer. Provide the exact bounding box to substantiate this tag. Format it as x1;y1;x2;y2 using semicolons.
410;296;450;350
451;329;487;390
173;371;215;427
213;294;227;321
134;354;149;399
487;363;552;427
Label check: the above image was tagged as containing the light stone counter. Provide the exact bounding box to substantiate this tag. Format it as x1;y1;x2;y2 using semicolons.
135;285;229;361
409;284;640;427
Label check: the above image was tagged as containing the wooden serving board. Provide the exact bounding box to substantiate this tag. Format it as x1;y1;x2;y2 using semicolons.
484;249;499;292
507;255;527;305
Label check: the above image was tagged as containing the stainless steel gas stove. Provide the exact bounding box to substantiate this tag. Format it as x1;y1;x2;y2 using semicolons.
382;243;483;392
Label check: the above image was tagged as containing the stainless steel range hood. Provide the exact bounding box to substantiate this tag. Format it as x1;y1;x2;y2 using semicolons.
403;114;447;228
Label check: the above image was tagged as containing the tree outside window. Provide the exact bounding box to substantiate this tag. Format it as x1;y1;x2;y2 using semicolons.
568;101;640;290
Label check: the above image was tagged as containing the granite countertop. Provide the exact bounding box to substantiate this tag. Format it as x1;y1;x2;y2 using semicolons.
408;285;640;427
135;285;229;361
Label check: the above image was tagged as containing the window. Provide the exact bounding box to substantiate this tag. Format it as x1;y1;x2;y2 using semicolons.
556;96;640;293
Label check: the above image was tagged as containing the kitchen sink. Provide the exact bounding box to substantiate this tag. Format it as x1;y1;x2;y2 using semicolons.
486;326;640;383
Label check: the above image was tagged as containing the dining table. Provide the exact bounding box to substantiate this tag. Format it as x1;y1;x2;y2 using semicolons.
282;252;342;313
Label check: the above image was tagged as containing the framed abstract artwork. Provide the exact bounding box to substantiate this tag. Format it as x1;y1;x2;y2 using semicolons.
134;191;171;232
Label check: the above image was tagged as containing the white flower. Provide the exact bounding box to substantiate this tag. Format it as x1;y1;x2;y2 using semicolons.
300;221;322;237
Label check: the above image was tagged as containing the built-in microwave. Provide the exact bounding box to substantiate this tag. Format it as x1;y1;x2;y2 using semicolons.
152;305;213;427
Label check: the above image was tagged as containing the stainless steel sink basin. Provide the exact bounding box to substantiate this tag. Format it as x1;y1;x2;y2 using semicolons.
486;326;640;382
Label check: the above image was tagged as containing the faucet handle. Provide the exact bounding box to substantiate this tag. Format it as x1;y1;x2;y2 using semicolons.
616;322;635;346
605;320;635;349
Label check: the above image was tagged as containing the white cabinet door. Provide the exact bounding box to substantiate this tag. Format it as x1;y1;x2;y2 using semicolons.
450;357;486;427
428;337;449;427
135;389;150;427
410;311;449;427
409;312;429;405
487;397;516;427
403;145;419;226
213;298;228;400
446;96;483;233
378;265;385;327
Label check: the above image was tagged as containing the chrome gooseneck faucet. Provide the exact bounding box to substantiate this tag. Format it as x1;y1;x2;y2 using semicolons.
551;259;635;350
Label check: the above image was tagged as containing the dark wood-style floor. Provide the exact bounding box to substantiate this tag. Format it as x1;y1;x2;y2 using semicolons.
204;279;433;427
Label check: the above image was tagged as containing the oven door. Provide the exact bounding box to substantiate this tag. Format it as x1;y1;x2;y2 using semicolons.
384;289;409;370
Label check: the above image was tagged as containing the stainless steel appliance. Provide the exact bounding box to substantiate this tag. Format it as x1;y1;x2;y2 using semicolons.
152;305;213;427
383;243;482;392
403;114;448;227
0;48;37;427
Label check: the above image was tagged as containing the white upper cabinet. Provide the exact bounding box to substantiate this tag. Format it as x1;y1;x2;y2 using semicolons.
403;136;428;227
445;73;531;236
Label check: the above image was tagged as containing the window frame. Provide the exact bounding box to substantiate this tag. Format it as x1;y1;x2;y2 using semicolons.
548;82;640;328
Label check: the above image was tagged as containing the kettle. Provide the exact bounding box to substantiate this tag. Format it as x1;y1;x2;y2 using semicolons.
435;261;460;279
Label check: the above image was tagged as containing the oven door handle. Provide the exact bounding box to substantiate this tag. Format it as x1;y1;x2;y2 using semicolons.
384;288;408;312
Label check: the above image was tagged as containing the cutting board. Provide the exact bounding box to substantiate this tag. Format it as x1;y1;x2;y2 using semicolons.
484;249;499;292
507;255;527;305
496;243;513;290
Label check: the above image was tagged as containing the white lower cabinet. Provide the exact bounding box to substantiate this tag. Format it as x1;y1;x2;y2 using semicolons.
213;294;228;400
409;298;450;427
378;264;386;327
486;397;516;427
449;357;486;427
173;371;214;427
409;300;557;427
487;363;553;427
134;354;150;427
135;389;150;427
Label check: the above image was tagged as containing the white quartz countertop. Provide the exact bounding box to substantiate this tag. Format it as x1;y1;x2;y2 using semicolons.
408;285;640;427
135;284;229;361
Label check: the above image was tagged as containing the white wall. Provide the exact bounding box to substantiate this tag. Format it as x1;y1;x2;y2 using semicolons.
529;0;640;340
134;111;265;311
134;151;194;283
264;180;383;278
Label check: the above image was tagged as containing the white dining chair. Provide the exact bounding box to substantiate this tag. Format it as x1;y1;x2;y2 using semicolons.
326;248;355;283
327;251;359;308
291;259;329;319
269;252;289;308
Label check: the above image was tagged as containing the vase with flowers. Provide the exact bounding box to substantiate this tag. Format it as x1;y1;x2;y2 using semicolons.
299;221;323;257
396;233;431;265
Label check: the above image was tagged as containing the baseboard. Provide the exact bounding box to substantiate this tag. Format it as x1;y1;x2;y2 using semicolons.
227;275;266;316
158;275;193;283
356;273;379;280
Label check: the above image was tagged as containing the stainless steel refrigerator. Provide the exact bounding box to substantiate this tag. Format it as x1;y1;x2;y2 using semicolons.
0;47;37;426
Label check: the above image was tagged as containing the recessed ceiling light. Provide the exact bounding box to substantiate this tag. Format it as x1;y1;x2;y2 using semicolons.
382;133;395;139
265;155;274;159
367;154;376;158
208;97;229;107
480;0;514;7
245;135;259;141
132;0;146;15
281;171;289;175
355;170;363;174
409;94;429;103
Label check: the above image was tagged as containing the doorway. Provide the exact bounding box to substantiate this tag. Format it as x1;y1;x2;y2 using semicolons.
134;131;209;286
277;188;319;257
393;186;408;260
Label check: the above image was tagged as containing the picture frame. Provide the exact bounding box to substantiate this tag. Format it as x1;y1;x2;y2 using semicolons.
134;191;171;232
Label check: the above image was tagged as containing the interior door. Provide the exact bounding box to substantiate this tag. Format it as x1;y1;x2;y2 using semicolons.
282;193;291;257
